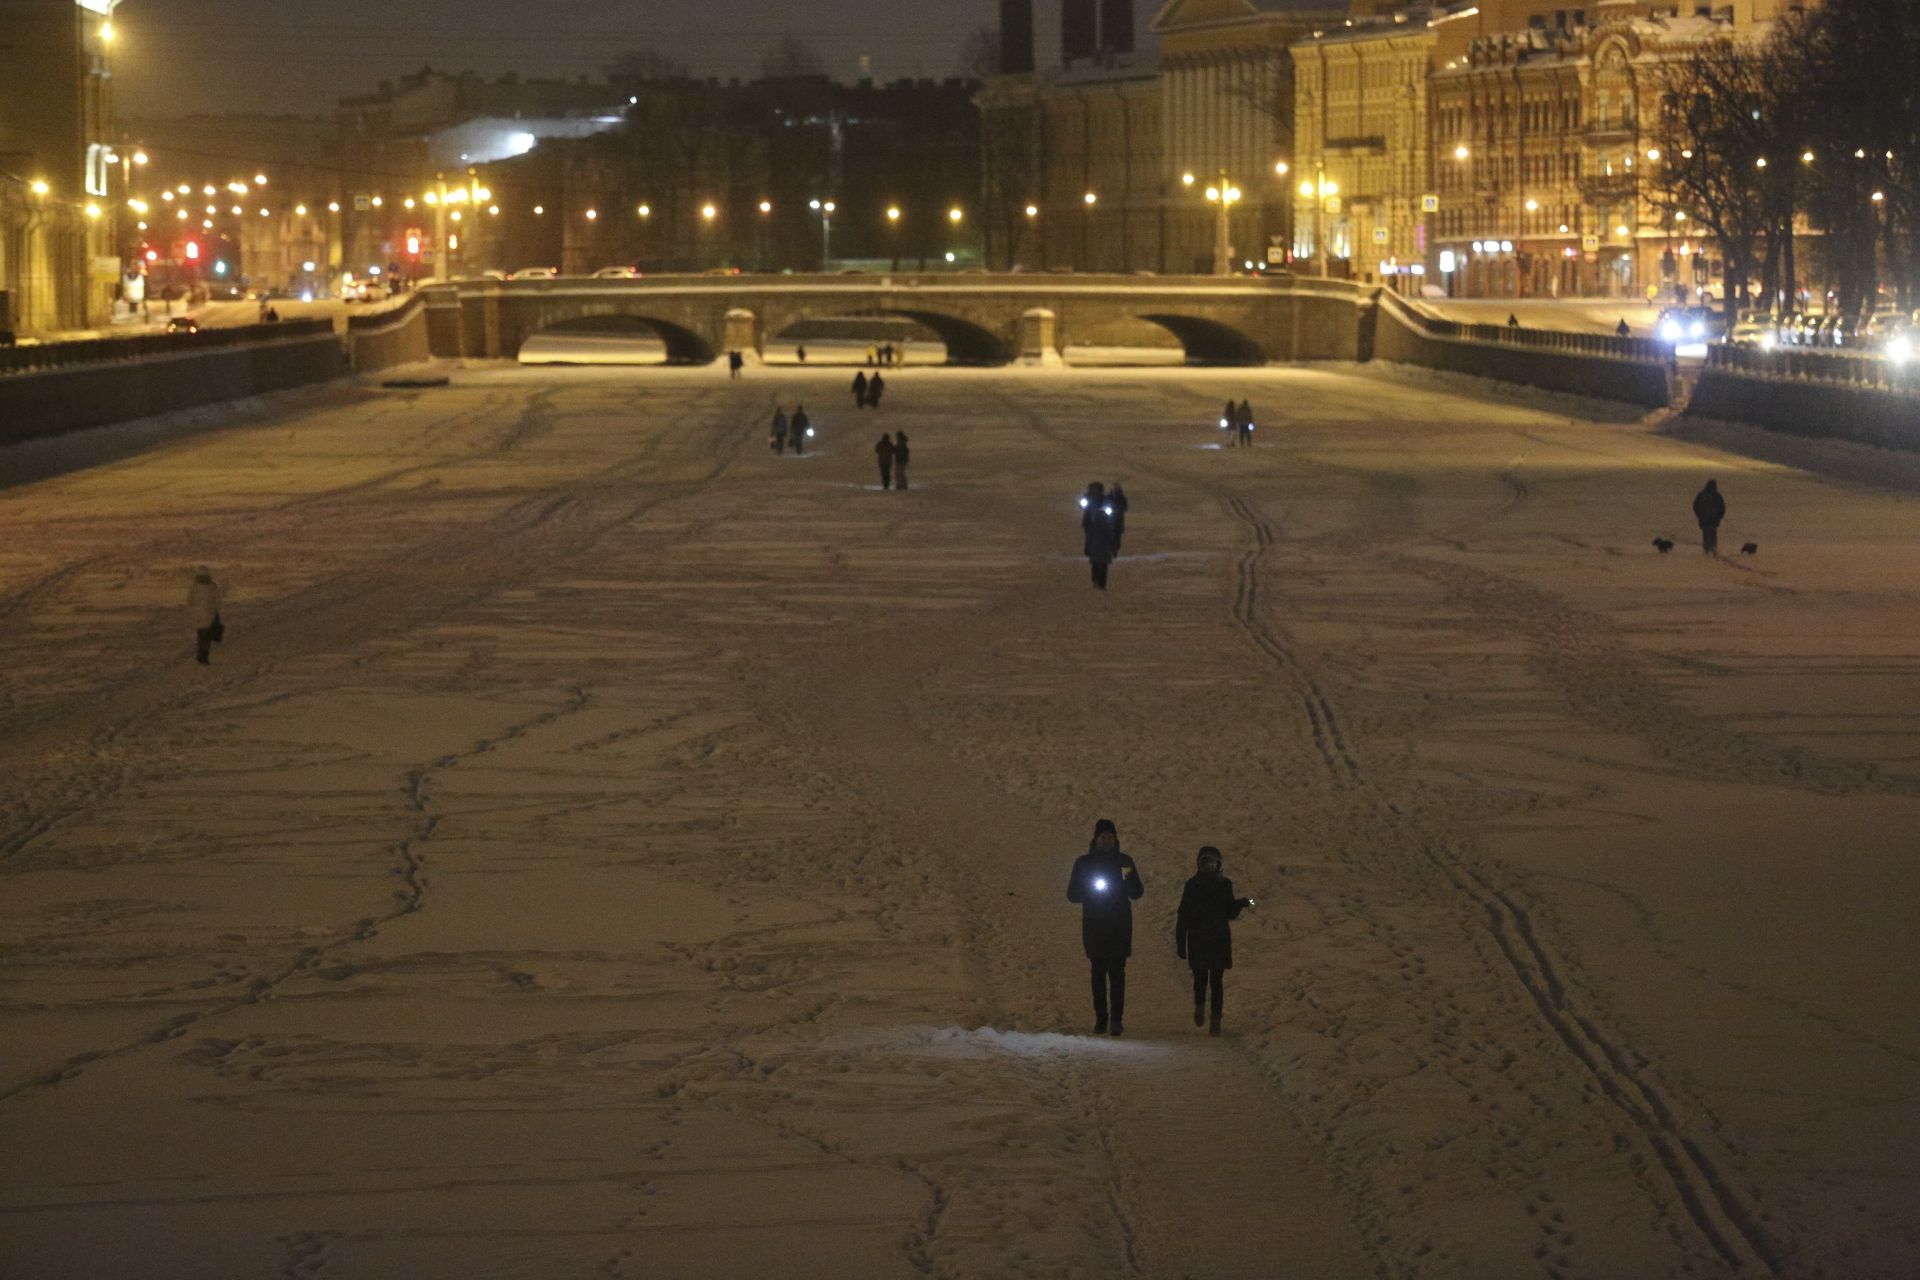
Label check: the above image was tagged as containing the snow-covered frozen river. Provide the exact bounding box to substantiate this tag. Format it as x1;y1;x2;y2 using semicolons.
2;362;1917;1277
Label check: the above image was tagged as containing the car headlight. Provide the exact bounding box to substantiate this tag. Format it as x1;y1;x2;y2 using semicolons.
1889;336;1912;364
1760;333;1776;351
1690;321;1704;338
1660;322;1680;340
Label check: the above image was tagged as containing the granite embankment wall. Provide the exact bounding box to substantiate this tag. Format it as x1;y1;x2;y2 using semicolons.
0;321;346;444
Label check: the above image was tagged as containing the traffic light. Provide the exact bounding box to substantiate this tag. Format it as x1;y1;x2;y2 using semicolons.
183;240;200;260
406;233;421;257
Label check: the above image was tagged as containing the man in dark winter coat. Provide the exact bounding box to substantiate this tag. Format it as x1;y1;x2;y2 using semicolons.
867;371;886;409
1082;483;1118;589
1067;818;1144;1036
1176;846;1253;1036
770;406;789;454
791;406;811;455
852;371;869;409
1220;399;1237;443
1236;399;1254;447
875;434;896;488
892;431;910;489
1108;483;1129;554
1693;479;1726;555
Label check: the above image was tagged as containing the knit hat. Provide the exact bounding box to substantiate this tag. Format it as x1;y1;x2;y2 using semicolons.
1196;845;1222;871
1093;818;1117;838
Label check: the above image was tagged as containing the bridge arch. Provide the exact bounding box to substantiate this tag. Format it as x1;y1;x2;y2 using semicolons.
516;308;715;364
763;304;1011;366
1133;313;1268;366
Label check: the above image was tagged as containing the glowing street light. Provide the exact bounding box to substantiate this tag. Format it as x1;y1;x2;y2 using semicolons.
948;206;963;224
1454;144;1470;160
1023;204;1037;218
637;204;651;217
701;204;716;220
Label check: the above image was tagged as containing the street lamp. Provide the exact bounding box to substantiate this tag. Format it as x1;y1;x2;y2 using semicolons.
809;198;834;268
886;204;902;271
1082;191;1097;271
757;199;772;270
1300;175;1338;276
1203;171;1242;275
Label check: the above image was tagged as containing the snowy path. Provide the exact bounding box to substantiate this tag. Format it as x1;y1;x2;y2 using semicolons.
1;365;1918;1278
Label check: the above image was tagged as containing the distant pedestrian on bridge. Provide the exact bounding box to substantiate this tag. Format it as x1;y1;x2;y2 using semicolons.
1693;479;1727;556
875;434;896;488
852;370;869;409
1616;318;1632;338
728;350;744;380
892;432;910;489
770;406;789;454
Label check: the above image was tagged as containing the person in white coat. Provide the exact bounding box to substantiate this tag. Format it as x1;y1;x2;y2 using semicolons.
188;566;223;664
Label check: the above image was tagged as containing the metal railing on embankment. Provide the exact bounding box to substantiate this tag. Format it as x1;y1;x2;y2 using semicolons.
0;319;334;377
1381;289;1673;363
1705;342;1920;396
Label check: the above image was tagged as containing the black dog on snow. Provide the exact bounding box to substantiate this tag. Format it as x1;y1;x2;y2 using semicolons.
1652;537;1675;554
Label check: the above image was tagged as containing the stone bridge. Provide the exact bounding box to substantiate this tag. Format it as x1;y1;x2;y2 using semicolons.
420;273;1372;366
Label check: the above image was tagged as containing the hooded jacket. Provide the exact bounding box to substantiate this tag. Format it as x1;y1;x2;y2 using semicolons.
1067;839;1144;960
1693;481;1726;526
187;571;222;629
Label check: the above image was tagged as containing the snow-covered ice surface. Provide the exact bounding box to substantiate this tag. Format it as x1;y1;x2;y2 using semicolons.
2;363;1918;1278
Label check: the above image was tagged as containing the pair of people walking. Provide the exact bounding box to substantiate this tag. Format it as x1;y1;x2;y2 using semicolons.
1067;819;1253;1037
770;404;813;455
851;370;886;410
874;432;911;489
1220;399;1255;447
1079;481;1129;589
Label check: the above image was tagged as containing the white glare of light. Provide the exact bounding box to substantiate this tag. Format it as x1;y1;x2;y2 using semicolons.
806;428;815;437
1103;505;1114;516
508;131;537;155
1080;496;1090;508
1093;878;1108;891
1887;336;1910;364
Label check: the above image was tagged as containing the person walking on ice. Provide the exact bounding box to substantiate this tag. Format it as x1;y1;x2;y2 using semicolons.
770;406;789;454
1176;846;1254;1036
867;371;886;409
187;566;223;665
851;370;869;410
874;433;895;488
1067;819;1143;1036
1693;478;1727;556
791;405;811;455
1220;399;1238;444
1236;399;1254;447
892;431;910;490
1081;482;1118;589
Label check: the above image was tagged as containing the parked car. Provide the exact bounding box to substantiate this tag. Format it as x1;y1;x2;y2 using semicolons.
591;266;641;279
342;280;390;303
1727;311;1779;349
165;315;200;334
508;267;558;280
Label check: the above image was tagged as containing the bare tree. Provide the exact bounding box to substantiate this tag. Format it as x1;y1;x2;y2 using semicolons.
761;34;826;81
603;50;688;83
957;25;1000;79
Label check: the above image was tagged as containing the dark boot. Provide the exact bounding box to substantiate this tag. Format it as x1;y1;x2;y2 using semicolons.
1194;1003;1205;1027
1208;1015;1221;1036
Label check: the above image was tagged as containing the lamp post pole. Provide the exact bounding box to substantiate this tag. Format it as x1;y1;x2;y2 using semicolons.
1213;168;1232;276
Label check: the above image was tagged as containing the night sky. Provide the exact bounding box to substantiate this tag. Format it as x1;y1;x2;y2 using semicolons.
116;0;1009;118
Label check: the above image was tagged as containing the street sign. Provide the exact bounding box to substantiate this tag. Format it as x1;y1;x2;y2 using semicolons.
353;194;371;211
1324;196;1342;215
1420;194;1439;213
1267;247;1287;264
1372;226;1389;244
1581;233;1600;252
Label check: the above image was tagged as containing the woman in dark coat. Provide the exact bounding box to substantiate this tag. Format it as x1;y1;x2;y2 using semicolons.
1081;482;1117;589
867;371;886;408
852;370;869;409
1067;818;1144;1036
892;431;910;489
1176;846;1252;1035
875;434;896;488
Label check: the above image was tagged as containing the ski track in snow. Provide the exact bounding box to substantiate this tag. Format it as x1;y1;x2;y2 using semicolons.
0;364;1917;1278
